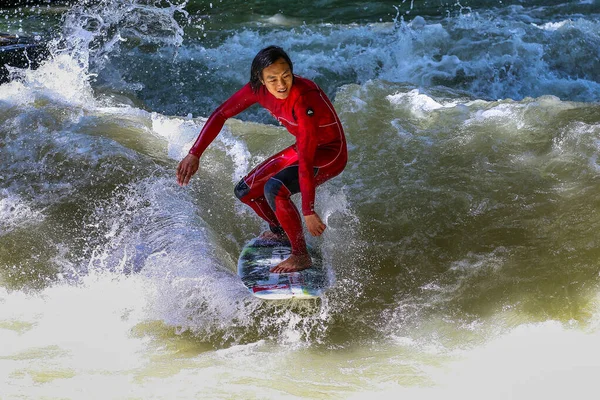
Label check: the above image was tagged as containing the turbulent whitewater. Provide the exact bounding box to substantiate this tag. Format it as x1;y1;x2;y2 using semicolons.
1;1;600;398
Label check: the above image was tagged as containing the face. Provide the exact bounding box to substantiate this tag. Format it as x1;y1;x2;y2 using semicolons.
261;58;293;99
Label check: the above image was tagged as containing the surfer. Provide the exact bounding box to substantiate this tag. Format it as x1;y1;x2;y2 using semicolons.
176;46;347;273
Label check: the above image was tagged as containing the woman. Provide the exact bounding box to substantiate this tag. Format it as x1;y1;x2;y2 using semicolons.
176;46;347;273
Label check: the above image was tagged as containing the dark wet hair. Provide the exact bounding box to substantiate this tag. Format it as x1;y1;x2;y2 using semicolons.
249;46;294;93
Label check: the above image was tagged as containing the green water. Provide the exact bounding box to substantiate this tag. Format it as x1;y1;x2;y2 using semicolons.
2;0;600;398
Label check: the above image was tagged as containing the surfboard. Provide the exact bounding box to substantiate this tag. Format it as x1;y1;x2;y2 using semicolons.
237;236;328;300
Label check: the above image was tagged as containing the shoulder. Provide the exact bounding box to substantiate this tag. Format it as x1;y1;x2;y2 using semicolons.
291;76;327;106
293;75;320;94
215;82;259;116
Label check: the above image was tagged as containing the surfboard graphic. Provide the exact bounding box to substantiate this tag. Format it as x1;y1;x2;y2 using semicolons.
237;236;328;299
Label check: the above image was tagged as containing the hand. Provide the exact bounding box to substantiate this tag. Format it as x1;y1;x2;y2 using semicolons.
176;154;200;186
305;213;326;237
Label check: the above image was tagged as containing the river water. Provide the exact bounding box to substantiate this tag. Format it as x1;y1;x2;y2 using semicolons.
1;1;600;398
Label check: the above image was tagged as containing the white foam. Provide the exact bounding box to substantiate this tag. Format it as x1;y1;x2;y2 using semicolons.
0;272;152;396
387;89;456;117
434;321;600;399
344;320;600;400
264;13;301;27
4;54;96;108
151;113;205;160
534;20;571;31
214;128;251;183
151;112;251;183
0;191;44;235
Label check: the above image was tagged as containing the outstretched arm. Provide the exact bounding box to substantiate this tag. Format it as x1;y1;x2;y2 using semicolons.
177;83;257;185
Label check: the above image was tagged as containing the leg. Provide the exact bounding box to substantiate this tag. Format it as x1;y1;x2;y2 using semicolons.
264;146;348;273
264;166;306;253
233;145;299;233
234;179;279;228
264;166;313;272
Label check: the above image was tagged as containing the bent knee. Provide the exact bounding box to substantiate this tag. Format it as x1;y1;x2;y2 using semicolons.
234;179;250;200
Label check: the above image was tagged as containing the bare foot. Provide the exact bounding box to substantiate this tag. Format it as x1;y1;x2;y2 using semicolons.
270;253;312;273
259;230;288;242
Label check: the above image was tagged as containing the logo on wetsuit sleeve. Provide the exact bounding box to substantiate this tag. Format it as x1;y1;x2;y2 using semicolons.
306;107;314;117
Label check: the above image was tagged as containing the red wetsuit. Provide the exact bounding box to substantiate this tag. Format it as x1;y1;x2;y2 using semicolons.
189;75;347;254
